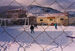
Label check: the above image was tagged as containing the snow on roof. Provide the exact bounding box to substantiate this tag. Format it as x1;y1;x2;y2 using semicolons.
38;13;67;17
27;13;68;17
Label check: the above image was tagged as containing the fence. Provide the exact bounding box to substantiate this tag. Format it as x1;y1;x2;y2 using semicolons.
0;0;75;51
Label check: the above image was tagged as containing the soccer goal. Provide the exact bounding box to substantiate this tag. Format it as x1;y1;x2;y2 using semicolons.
0;18;29;27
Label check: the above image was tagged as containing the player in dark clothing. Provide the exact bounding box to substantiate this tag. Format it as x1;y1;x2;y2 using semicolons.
30;25;34;33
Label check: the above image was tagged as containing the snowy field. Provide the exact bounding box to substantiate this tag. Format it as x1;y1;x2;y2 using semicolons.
0;26;75;51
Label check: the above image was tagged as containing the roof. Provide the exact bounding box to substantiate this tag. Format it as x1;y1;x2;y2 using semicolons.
38;13;68;17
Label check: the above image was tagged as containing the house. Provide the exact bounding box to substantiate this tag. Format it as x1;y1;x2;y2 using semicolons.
37;17;55;25
28;16;37;25
37;13;69;26
6;9;27;18
69;17;75;25
6;9;28;25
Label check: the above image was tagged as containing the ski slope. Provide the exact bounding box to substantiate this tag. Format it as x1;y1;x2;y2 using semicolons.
0;26;75;51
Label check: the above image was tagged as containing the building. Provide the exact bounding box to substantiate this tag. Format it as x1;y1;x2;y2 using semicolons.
37;17;55;25
69;17;75;25
6;9;27;18
37;13;69;26
27;13;37;25
28;16;37;25
6;9;28;25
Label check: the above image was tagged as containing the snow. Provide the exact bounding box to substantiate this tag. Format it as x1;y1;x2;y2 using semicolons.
0;25;75;51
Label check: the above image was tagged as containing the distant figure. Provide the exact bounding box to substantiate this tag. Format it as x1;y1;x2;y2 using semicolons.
54;23;57;29
30;25;34;33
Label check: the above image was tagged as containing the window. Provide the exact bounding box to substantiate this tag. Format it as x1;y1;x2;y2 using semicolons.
40;19;43;21
60;18;64;20
50;19;53;21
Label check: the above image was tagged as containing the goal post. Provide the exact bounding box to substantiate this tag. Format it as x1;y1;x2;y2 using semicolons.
0;18;29;27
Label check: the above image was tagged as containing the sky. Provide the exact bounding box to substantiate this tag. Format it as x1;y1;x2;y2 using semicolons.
0;0;75;11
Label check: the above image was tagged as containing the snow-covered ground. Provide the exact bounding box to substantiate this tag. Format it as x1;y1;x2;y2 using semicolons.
0;25;75;51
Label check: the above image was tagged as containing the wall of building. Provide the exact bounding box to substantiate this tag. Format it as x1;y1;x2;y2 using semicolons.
37;16;68;26
69;17;75;25
7;9;27;18
28;16;37;25
56;16;69;26
37;17;56;25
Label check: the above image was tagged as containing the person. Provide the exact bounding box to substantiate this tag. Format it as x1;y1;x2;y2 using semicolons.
30;25;34;33
54;23;57;29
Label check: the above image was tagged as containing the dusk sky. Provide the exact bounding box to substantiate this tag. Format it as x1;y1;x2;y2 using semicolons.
0;0;75;11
